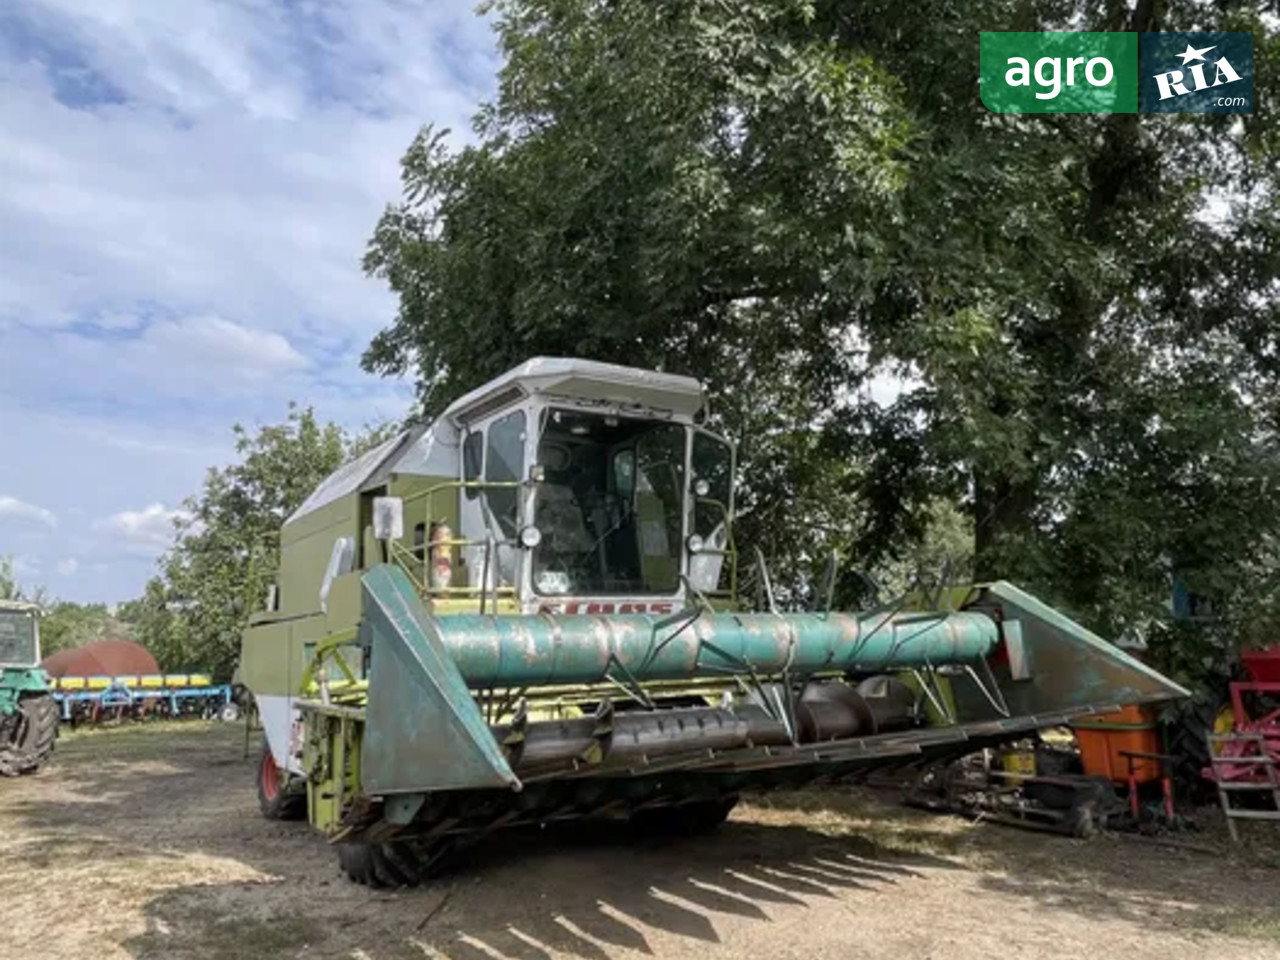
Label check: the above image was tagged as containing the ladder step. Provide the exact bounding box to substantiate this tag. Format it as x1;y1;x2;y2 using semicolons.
1208;756;1278;767
1220;809;1280;821
1216;781;1280;792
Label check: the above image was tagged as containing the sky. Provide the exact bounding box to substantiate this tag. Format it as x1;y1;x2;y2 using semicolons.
0;0;499;604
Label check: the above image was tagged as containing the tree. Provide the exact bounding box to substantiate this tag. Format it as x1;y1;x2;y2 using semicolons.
133;407;399;678
38;602;122;657
0;556;47;607
363;0;1280;667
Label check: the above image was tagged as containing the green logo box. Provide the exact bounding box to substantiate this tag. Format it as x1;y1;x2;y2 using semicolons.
981;32;1138;113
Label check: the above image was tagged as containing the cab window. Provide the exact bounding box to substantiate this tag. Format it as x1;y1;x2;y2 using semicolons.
484;410;526;537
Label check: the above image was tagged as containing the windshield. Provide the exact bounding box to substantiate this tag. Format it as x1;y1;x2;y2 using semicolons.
532;408;684;595
0;608;38;666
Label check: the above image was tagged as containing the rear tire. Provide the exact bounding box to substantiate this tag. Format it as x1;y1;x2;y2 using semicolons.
0;694;59;777
257;737;307;820
1162;694;1231;803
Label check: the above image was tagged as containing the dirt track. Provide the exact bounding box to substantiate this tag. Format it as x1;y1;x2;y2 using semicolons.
2;723;1279;960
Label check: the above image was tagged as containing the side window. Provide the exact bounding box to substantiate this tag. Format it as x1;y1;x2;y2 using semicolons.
484;410;526;537
613;449;636;502
462;431;483;500
691;431;733;539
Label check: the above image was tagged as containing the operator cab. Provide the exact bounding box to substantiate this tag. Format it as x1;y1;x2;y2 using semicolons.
280;358;736;620
442;358;735;614
0;601;41;668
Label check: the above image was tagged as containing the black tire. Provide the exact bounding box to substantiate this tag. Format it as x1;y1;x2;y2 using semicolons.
0;693;59;777
338;838;456;888
1162;694;1230;803
256;737;307;820
630;795;739;837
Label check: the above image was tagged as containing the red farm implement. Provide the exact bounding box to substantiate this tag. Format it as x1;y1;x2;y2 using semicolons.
1203;647;1280;839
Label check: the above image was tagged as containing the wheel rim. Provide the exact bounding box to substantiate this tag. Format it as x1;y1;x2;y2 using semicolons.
260;749;280;800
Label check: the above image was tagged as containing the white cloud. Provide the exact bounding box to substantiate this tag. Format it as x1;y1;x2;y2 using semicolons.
0;0;495;333
0;0;494;601
95;503;190;556
146;316;307;374
56;557;78;576
0;495;57;528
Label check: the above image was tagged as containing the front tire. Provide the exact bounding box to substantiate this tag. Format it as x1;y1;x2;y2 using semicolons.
338;838;456;888
257;737;307;820
0;694;59;777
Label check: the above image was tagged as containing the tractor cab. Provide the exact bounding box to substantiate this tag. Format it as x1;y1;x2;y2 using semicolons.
0;600;40;669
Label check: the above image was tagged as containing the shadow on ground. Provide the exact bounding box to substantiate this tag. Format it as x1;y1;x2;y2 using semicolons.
123;818;945;960
751;786;1280;944
6;724;1280;959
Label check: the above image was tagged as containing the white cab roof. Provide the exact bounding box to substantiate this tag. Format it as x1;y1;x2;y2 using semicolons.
443;357;706;425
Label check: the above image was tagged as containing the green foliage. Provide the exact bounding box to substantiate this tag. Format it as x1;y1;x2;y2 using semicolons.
39;602;123;658
131;406;398;679
364;0;1280;687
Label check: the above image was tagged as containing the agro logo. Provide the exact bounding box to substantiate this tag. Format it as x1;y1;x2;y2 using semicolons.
979;32;1137;114
1140;32;1253;113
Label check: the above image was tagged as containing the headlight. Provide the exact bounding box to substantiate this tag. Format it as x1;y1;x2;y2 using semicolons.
686;534;705;554
536;571;571;594
519;525;542;548
693;479;711;497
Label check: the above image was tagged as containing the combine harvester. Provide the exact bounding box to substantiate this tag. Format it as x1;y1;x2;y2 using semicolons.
240;358;1188;885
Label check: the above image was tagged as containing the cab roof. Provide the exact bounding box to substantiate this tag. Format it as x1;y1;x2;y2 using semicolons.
286;358;707;525
442;357;706;426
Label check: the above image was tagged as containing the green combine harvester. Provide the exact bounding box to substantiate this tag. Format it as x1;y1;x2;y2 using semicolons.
0;600;58;776
240;358;1187;886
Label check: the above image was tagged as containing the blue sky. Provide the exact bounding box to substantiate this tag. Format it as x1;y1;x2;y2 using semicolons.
0;0;498;604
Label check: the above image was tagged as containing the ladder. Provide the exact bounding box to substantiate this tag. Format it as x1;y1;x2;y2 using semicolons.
1206;732;1280;842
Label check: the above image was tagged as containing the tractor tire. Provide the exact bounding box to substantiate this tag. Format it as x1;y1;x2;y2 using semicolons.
630;795;739;837
1162;694;1233;803
0;693;59;777
338;838;456;888
257;737;307;821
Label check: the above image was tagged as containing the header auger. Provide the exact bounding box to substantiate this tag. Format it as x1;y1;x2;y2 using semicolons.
240;357;1187;886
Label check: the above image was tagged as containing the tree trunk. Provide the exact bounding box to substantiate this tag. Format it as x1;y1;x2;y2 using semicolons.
973;472;1038;582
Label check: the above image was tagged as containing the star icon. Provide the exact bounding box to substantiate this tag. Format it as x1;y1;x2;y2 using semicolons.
1175;43;1216;65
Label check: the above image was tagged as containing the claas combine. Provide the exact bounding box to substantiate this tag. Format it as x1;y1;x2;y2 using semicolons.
240;358;1187;885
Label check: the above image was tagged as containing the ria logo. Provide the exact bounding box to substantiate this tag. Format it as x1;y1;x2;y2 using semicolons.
1141;33;1253;113
1152;43;1242;100
981;31;1256;114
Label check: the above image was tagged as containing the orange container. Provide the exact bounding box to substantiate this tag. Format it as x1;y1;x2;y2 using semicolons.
1071;704;1162;784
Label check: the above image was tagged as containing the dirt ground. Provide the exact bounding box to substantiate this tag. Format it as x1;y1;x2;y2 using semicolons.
3;723;1280;960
